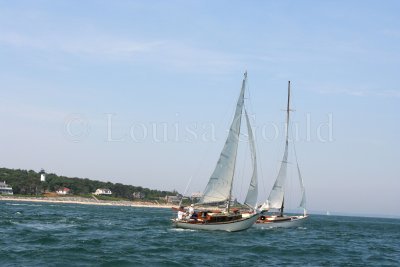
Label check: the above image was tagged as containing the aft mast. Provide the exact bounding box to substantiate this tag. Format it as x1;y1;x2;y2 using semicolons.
266;81;291;212
255;80;309;228
285;81;291;147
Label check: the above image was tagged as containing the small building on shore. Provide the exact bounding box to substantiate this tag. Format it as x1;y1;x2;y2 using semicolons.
132;192;145;199
56;187;70;195
0;181;13;195
165;195;182;204
191;192;202;202
93;188;112;195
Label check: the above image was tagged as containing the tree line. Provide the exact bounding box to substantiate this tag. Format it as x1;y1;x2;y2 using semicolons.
0;167;176;200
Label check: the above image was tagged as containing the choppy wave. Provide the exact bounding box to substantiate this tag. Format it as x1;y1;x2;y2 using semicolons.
1;200;399;266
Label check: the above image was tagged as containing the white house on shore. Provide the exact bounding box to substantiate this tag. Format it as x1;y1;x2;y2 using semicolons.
165;195;181;204
132;192;145;199
93;188;112;195
191;192;202;202
56;187;70;195
0;181;13;195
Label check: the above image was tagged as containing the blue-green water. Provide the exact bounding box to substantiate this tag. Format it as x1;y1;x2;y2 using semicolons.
1;201;399;266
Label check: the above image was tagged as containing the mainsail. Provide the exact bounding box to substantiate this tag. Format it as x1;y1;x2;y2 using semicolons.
199;72;247;204
244;109;258;209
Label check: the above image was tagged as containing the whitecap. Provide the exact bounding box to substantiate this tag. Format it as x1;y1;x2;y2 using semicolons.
169;228;197;232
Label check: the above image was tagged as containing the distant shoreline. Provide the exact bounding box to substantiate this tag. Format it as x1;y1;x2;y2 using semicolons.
0;196;176;209
2;196;398;220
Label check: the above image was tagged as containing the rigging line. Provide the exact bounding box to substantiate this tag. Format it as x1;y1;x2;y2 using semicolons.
249;114;267;204
288;100;302;174
245;74;254;113
251;113;266;202
290;120;300;167
178;176;193;207
242;73;256;134
288;92;306;211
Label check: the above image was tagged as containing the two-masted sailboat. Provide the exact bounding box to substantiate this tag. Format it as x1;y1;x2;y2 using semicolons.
172;72;259;232
255;81;308;228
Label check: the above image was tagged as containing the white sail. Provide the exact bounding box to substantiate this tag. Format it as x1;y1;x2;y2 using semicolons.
244;109;258;209
267;141;288;209
199;73;246;204
292;124;306;214
297;163;306;211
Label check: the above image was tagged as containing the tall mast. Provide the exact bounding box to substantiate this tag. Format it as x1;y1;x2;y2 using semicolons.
285;81;291;145
227;71;247;212
280;81;291;216
266;81;292;212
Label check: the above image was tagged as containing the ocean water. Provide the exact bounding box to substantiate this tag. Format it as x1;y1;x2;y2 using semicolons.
1;201;399;266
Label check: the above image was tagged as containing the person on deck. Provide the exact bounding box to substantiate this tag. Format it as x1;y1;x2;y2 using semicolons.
188;204;198;220
177;206;186;220
188;204;195;217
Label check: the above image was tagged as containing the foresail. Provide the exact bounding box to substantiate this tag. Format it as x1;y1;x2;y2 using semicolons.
297;163;306;210
199;73;246;204
267;141;289;209
244;109;258;209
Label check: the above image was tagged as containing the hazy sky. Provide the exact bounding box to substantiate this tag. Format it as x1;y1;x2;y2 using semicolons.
0;1;399;217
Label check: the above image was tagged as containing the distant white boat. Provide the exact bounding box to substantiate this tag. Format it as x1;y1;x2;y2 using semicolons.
256;214;306;228
255;81;308;228
326;211;331;216
172;72;259;232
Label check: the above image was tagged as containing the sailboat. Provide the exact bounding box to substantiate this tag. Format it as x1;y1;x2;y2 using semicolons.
255;81;308;228
172;72;259;232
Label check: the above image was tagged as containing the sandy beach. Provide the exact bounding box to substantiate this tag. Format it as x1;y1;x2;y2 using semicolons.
0;195;175;209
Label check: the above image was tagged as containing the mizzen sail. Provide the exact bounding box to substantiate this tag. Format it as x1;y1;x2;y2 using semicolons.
297;163;306;211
